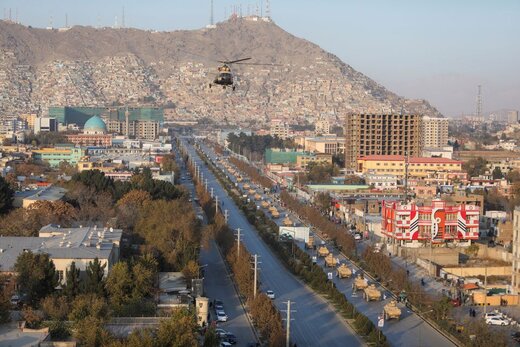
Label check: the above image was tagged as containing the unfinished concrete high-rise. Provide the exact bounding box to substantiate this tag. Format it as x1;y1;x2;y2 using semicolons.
344;113;423;171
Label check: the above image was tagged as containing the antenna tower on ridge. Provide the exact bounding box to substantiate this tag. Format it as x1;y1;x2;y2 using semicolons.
266;0;271;18
122;6;125;28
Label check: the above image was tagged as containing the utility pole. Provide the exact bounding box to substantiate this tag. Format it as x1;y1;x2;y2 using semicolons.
215;195;219;215
404;151;409;202
205;178;208;191
224;209;229;224
282;300;295;347
253;254;261;298
210;187;214;198
484;266;488;314
236;228;241;257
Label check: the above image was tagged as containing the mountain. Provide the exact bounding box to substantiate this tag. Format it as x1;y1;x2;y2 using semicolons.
0;17;443;126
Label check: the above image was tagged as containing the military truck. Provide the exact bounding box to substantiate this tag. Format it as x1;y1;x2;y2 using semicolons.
317;246;330;257
254;193;262;201
271;209;280;218
282;217;293;226
268;206;277;213
337;264;352;279
243;183;250;190
261;201;270;208
352;274;369;291
363;284;382;302
236;176;243;182
248;189;256;195
305;235;315;249
324;253;337;267
384;300;401;320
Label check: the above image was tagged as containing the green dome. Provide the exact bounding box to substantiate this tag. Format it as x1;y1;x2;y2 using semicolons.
83;116;107;132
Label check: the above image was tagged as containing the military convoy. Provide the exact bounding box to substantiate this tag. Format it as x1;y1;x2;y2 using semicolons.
352;274;369;291
254;193;262;201
336;263;352;279
243;183;250;190
363;284;382;302
261;200;270;208
324;253;338;267
271;209;280;218
317;246;330;257
248;189;256;195
384;300;401;320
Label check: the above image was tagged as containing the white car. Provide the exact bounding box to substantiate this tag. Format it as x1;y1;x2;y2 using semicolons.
214;328;228;338
484;312;503;320
486;317;510;326
217;311;229;322
354;233;362;241
266;290;275;299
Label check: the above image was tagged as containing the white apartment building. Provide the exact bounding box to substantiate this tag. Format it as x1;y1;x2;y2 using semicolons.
315;118;330;136
422;116;449;149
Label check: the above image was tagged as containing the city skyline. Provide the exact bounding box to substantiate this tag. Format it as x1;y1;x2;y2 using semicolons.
1;0;519;117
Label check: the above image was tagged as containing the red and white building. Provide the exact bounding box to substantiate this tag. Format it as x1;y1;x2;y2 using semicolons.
381;200;479;246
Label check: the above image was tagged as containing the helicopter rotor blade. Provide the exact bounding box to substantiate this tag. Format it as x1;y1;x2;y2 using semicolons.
218;57;252;64
234;62;282;66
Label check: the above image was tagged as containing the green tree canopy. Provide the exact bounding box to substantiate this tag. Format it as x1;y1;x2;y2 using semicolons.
156;308;198;347
14;251;58;304
63;261;81;299
462;157;488;178
0;176;14;214
83;258;106;296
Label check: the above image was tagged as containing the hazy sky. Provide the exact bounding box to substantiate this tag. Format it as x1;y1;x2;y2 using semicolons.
2;0;519;116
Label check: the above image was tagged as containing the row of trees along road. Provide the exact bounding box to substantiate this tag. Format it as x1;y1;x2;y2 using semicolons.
187;152;285;346
201;144;389;346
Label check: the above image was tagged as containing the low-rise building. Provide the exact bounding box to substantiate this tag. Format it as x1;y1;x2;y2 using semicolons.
296;153;332;168
32;144;85;167
0;224;122;282
512;207;520;294
14;186;67;208
381;199;480;247
357;155;464;182
365;173;398;190
270;119;289;139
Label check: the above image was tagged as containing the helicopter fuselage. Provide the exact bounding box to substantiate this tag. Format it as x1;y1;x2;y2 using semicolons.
213;72;233;86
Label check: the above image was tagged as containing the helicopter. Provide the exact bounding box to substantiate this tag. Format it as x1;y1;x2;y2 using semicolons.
209;57;252;91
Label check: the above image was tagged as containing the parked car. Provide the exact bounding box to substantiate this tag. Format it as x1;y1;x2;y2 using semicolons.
215;328;228;338
217;311;229;322
266;290;275;299
484;312;503;320
224;333;237;344
354;233;362;241
220;342;232;347
215;304;225;312
486;317;510;326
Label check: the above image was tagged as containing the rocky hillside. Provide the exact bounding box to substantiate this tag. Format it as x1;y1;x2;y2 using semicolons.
0;17;443;126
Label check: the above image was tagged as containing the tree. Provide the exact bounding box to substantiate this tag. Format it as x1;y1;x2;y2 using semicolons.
462;157;488;178
64;261;81;299
0;289;10;323
182;260;200;286
131;256;157;300
105;262;132;309
156;308;198;347
41;295;70;320
14;251;58;304
492;166;504;179
314;192;332;213
465;243;480;259
83;258;106;296
69;293;109;322
126;328;157;347
0;176;14;214
203;326;220;347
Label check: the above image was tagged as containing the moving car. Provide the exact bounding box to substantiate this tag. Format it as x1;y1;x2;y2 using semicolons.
354;233;362;241
266;290;275;299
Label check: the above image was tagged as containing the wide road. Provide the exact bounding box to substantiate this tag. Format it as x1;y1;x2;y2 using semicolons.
182;139;364;347
173;146;257;347
204;144;458;347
